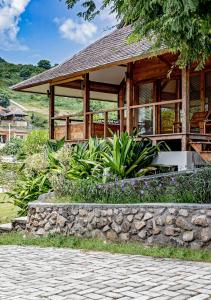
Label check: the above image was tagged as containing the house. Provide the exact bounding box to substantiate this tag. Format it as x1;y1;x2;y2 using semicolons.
0;107;28;143
12;26;211;169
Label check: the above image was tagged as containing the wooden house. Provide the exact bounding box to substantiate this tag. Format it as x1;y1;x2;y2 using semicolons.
12;26;211;168
0;107;28;143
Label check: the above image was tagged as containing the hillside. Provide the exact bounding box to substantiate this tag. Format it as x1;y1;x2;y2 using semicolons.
0;57;116;129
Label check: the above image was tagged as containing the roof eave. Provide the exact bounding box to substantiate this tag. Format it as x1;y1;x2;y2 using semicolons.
11;48;170;92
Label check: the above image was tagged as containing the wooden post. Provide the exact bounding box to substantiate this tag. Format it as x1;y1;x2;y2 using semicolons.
200;72;205;112
126;62;133;134
119;87;125;133
181;68;190;151
156;80;161;134
89;114;93;137
174;78;181;133
152;80;157;135
49;85;55;139
104;112;108;138
65;117;70;140
83;73;90;139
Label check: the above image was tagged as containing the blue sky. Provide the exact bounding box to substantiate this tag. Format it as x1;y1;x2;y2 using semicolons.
0;0;116;65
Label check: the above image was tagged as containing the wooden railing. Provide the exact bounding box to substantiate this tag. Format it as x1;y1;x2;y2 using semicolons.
52;99;183;141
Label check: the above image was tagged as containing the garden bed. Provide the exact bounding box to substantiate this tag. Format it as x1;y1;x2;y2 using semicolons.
27;202;211;249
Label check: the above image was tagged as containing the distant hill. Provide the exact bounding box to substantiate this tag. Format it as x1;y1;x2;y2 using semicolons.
0;57;116;129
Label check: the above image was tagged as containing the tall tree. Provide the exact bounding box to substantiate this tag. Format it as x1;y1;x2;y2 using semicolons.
37;60;51;70
64;0;211;69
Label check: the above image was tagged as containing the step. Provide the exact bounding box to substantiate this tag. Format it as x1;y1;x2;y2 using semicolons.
11;217;27;231
0;223;12;233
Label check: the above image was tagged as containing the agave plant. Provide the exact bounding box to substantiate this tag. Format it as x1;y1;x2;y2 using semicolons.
102;132;166;179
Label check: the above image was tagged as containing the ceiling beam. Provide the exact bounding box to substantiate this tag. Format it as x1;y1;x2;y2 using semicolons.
59;80;120;94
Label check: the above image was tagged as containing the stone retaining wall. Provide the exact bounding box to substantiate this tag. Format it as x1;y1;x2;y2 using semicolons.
27;203;211;249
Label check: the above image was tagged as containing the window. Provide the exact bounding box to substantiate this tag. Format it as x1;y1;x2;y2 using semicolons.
160;79;179;133
190;75;200;116
137;82;154;134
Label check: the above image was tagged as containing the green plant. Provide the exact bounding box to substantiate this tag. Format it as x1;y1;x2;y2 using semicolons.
51;168;211;205
21;130;48;156
0;137;24;156
66;138;106;180
7;173;51;216
64;0;211;69
102;132;165;179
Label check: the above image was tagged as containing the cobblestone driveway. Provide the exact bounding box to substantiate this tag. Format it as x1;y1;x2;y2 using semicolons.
0;246;211;300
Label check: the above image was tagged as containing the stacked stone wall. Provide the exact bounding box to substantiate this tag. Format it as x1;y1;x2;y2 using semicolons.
27;203;211;249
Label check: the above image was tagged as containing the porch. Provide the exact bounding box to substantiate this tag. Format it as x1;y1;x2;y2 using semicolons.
48;53;211;152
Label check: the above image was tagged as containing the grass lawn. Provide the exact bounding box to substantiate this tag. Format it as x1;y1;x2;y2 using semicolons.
0;233;211;263
0;194;17;224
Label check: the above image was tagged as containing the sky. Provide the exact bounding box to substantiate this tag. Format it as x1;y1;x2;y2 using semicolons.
0;0;117;65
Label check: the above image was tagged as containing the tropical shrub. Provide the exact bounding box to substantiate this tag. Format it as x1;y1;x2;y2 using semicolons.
102;133;167;179
52;168;211;205
0;137;24;156
21;130;48;155
7;173;51;216
8;137;65;216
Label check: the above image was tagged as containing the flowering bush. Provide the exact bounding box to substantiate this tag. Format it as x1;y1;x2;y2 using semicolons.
52;168;211;204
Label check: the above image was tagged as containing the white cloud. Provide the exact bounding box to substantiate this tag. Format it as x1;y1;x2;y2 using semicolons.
0;0;30;51
55;18;97;45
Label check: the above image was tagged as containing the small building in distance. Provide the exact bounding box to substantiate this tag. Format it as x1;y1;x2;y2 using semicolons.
0;107;29;143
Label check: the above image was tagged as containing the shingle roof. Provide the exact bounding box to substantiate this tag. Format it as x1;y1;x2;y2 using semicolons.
12;25;166;91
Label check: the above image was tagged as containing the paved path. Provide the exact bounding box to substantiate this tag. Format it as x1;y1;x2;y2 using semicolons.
0;246;211;300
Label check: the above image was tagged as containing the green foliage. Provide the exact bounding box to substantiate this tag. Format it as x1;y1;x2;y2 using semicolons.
7;136;65;216
22;130;48;155
52;168;211;205
0;90;10;107
102;133;166;179
37;60;51;70
1;233;211;262
50;133;162;182
66;138;106;180
30;112;48;128
0;137;24;156
64;0;211;69
7;174;51;216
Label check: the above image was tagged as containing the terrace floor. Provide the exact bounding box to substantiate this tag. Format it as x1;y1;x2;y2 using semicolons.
0;246;211;300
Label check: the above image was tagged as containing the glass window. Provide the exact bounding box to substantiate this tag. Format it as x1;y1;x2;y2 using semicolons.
190;75;200;115
160;79;177;100
137;107;153;135
138;82;154;134
139;82;153;104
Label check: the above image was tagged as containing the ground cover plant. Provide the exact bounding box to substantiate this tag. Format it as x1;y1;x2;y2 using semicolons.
7;132;165;215
4;130;211;217
51;167;211;205
0;233;211;263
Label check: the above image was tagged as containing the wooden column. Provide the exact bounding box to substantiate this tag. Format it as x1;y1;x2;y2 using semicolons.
104;111;108;138
181;68;190;151
200;72;205;112
65;117;70;140
156;80;161;134
89;114;93;137
175;78;181;133
119;85;125;133
49;85;55;139
83;73;90;139
126;62;133;134
152;80;157;135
